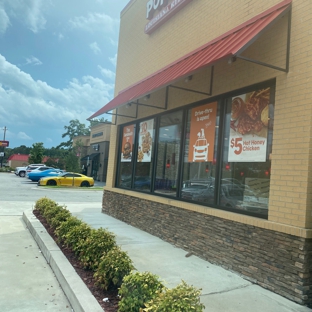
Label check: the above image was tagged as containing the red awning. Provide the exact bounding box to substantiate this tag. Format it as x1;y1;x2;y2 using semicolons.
88;0;291;120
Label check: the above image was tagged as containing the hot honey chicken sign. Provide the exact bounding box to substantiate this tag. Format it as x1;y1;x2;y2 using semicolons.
229;88;270;162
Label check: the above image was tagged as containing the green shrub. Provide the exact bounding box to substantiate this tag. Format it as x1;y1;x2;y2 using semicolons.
93;246;134;290
78;227;116;270
118;271;165;312
34;197;58;214
49;208;72;229
55;216;83;243
143;280;205;312
43;205;66;225
63;223;92;255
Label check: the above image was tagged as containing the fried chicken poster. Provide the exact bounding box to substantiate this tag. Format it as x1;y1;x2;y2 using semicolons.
138;119;154;162
121;124;134;162
188;102;217;162
228;88;270;162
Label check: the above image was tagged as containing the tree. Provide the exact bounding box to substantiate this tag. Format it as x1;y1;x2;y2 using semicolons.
29;143;44;164
64;152;80;172
89;117;111;127
57;119;90;149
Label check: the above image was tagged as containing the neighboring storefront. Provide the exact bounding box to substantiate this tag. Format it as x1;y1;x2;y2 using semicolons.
75;123;111;182
89;0;312;306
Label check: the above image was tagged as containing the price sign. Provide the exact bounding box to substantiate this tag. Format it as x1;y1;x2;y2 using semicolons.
230;138;243;155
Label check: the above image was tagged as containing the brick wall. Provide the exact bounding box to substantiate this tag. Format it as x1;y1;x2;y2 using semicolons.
103;190;312;306
107;0;312;230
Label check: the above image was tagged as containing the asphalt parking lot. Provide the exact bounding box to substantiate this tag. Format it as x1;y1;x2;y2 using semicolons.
0;172;104;207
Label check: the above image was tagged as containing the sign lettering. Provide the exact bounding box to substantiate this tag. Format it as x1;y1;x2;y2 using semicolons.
145;0;193;34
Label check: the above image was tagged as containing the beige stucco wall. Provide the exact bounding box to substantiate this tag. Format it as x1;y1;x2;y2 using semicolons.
106;0;312;233
90;123;111;144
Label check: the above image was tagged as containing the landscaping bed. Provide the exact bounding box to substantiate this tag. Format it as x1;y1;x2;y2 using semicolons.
33;209;118;312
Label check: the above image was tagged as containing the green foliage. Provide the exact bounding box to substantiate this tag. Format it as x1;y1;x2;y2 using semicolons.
55;216;83;242
42;204;65;224
89;117;111;127
93;247;134;290
118;272;165;312
64;151;80;172
34;197;58;214
57;119;90;149
78;228;116;270
29;142;44;164
63;223;92;255
49;208;72;229
143;281;205;312
0;166;13;172
44;157;60;168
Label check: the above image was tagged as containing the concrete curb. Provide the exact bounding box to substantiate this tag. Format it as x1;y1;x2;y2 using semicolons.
22;208;104;312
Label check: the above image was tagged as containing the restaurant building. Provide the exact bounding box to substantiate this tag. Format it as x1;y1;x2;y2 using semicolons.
74;123;111;182
89;0;312;305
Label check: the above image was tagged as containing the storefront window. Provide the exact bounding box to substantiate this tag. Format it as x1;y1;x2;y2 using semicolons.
116;82;274;218
181;102;219;205
221;87;273;216
134;119;155;191
117;124;136;188
154;111;183;196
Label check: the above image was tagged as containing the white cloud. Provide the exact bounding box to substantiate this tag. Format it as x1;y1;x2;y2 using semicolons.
69;12;117;34
2;0;47;33
17;132;33;140
0;7;10;34
90;42;101;55
58;33;64;40
0;54;114;130
109;54;117;67
25;0;46;33
25;56;43;66
98;65;115;80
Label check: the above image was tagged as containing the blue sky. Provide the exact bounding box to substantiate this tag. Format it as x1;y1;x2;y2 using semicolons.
0;0;129;148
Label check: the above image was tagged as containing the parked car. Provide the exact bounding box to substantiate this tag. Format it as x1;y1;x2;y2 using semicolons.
28;168;64;182
15;166;27;177
38;172;94;187
25;164;46;177
15;164;45;177
192;183;267;213
26;166;53;178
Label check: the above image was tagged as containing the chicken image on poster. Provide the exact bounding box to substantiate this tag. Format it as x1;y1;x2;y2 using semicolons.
188;102;217;162
121;124;134;162
137;119;154;162
229;88;270;162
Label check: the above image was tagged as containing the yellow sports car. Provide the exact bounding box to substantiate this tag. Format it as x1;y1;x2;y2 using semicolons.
38;172;94;187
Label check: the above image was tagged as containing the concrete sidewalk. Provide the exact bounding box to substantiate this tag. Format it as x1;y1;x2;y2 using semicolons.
22;201;312;312
0;209;72;312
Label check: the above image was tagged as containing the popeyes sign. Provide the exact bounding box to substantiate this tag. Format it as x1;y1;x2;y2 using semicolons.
145;0;193;34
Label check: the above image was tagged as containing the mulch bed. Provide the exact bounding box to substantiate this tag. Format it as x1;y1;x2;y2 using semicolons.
32;210;119;312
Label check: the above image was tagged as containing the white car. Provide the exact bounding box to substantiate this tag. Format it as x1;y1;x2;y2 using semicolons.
15;164;45;177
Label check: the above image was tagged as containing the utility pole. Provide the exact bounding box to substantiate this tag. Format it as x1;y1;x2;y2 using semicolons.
0;126;7;168
3;126;7;140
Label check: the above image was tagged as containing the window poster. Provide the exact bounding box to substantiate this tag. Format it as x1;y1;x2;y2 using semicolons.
121;124;135;162
228;88;270;162
188;102;217;162
137;119;154;162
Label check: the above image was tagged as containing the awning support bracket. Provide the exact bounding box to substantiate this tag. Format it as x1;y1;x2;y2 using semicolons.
130;86;169;110
169;66;214;96
235;8;291;73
